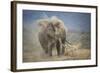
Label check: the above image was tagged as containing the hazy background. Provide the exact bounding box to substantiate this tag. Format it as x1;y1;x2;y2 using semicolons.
23;10;91;62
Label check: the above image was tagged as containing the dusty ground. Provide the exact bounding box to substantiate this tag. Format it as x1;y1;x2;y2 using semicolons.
23;47;91;62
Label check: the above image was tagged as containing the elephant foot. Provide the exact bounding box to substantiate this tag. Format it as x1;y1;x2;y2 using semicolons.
48;52;53;56
57;52;64;56
45;52;52;57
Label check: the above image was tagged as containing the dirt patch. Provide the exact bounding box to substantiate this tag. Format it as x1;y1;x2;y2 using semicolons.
23;48;90;62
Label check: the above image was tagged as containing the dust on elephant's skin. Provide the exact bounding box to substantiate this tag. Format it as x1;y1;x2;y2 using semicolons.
37;16;67;56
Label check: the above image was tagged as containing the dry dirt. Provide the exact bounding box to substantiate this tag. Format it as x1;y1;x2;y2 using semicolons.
23;47;91;62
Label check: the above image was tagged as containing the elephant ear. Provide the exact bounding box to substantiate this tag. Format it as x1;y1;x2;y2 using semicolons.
37;19;49;28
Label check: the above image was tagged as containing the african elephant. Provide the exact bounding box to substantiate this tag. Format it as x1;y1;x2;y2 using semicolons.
50;16;67;56
37;16;67;56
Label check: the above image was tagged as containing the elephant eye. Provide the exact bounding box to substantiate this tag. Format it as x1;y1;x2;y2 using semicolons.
55;22;60;28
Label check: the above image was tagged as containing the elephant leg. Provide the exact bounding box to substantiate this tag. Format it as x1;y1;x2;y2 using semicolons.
62;40;66;55
59;39;63;55
48;43;53;56
56;40;61;56
56;39;64;56
60;38;65;55
62;44;65;55
49;47;53;56
44;48;48;54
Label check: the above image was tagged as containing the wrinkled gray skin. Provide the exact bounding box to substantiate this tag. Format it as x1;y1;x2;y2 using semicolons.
38;17;66;56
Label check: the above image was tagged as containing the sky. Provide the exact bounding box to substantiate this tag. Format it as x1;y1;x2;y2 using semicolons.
23;10;91;32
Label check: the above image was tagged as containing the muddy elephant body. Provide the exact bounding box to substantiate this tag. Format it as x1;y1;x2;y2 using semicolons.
38;16;67;56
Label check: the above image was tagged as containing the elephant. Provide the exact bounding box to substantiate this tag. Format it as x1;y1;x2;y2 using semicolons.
37;16;67;56
50;16;67;56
